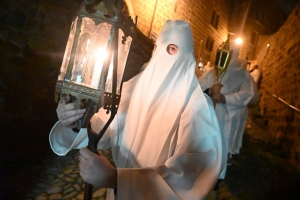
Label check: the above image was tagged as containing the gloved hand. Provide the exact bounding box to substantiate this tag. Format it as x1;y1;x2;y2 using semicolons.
56;95;86;128
79;147;117;188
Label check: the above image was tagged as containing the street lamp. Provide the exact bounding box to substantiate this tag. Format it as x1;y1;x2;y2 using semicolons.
54;1;136;199
235;37;243;45
197;39;203;68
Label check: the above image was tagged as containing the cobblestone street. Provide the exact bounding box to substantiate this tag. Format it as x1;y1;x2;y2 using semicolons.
1;107;300;200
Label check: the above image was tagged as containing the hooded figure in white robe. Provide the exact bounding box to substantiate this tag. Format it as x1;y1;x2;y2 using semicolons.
50;20;225;200
198;41;259;159
250;65;261;89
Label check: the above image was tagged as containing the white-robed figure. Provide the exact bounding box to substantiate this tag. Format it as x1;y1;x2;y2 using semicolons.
50;20;225;200
198;41;259;161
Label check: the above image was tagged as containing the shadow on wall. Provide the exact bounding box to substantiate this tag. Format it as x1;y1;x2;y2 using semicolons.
123;28;154;82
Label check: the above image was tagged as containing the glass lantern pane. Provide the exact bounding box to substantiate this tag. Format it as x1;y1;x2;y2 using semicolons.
71;17;112;89
105;29;132;94
58;17;78;81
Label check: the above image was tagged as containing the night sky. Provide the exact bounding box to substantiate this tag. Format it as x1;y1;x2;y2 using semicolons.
273;0;299;15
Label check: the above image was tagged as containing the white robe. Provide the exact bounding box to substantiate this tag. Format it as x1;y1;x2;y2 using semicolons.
250;68;261;83
198;59;259;155
50;20;225;200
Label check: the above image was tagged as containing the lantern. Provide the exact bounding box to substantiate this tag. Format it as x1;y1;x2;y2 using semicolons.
55;1;136;199
55;0;136;131
214;36;243;77
212;35;231;108
214;38;231;78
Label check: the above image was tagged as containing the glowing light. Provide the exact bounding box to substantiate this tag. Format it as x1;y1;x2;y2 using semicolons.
91;47;107;88
198;62;203;68
86;39;90;50
235;38;243;45
95;47;107;61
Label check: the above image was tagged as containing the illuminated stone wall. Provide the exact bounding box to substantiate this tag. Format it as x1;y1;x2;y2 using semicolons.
128;0;233;66
256;3;300;169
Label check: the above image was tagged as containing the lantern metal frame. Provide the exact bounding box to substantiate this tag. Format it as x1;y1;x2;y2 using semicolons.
54;1;136;199
55;0;136;131
214;38;231;78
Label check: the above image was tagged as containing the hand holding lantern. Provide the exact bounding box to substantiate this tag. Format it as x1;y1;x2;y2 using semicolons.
79;148;117;188
211;82;225;103
55;0;136;130
54;0;136;199
56;94;86;128
212;36;231;107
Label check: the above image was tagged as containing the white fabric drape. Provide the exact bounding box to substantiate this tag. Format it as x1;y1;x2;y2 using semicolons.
50;20;225;200
198;58;259;156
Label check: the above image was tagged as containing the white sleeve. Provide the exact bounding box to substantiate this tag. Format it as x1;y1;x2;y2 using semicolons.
49;121;89;156
49;73;141;157
198;69;215;91
225;71;259;109
49;109;114;156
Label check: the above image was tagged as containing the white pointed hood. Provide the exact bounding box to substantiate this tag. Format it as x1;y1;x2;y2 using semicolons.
117;20;200;167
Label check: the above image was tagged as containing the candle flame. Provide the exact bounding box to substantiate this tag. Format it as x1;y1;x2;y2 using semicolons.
95;47;107;61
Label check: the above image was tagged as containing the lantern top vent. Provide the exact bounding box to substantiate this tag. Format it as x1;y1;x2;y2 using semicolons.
76;0;123;23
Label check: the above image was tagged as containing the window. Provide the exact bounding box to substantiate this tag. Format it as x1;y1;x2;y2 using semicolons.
210;10;220;29
205;36;214;52
250;31;259;45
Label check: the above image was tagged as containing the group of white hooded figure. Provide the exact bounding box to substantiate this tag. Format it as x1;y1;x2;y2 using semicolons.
50;20;259;199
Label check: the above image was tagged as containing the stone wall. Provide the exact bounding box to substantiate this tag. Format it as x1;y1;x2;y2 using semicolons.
256;2;300;169
129;0;233;65
0;0;82;134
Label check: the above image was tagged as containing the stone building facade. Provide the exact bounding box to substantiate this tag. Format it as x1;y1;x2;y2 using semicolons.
255;3;300;169
126;0;233;67
126;0;289;71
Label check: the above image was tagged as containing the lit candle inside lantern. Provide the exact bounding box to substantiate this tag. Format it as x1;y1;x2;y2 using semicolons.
105;62;113;92
76;75;82;83
91;47;107;88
